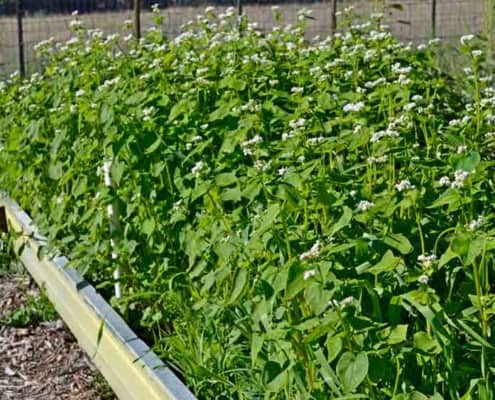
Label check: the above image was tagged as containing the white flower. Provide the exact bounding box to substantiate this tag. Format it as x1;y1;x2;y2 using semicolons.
69;19;83;28
142;106;155;121
254;160;271;172
300;241;321;261
291;86;304;94
451;170;469;188
370;129;400;143
339;296;354;308
191;161;204;176
417;254;437;268
403;102;416;112
457;145;468;153
75;89;85;97
307;136;326;146
269;79;279;86
392;63;412;75
357;200;374;211
467;215;483;231
472;50;483;58
173;200;182;210
397;74;411;85
282;132;295;141
278;167;288;176
71;10;79;16
289;118;306;129
343;102;365;113
418;274;429;285
367;155;388;164
303;269;316;280
460;34;475;45
395;179;415;192
297;155;305;163
242;135;263;148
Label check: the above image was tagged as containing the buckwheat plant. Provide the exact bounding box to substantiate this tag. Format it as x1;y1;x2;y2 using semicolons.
0;6;494;399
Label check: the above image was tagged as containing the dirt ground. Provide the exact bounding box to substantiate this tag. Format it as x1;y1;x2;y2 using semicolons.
0;274;115;400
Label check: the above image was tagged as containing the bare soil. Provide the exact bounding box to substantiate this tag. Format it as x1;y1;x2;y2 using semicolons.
0;274;115;400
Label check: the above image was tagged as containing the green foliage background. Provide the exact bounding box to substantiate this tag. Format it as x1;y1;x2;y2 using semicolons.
1;7;495;399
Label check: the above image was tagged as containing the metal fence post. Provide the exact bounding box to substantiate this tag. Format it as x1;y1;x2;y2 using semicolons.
237;0;243;16
431;0;437;38
134;0;141;39
330;0;337;35
16;0;25;77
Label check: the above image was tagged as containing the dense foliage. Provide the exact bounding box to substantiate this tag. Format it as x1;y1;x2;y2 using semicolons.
1;6;495;399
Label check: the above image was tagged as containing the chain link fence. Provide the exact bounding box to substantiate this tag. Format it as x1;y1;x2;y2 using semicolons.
0;0;491;76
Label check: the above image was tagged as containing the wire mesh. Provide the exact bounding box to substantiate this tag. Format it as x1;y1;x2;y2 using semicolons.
0;0;491;76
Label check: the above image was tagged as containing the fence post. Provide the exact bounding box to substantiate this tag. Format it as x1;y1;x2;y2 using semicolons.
330;0;337;35
237;0;243;16
134;0;141;39
431;0;437;38
484;0;494;63
16;0;25;77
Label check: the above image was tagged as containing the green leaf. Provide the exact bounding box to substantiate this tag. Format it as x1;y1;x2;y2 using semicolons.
100;103;114;125
325;336;343;363
450;234;486;265
305;283;332;315
255;204;280;235
413;331;442;354
387;324;408;344
329;206;352;236
142;218;156;236
48;162;63;180
314;348;342;395
220;76;246;91
438;246;457;268
285;263;306;299
336;351;369;393
251;333;264;366
454;151;480;172
92;317;106;358
264;361;289;393
169;99;193;121
383;233;413;255
428;189;461;209
215;172;237;187
220;187;242;202
111;161;125;186
361;250;402;276
125;91;148;105
228;268;248;304
145;138;162;154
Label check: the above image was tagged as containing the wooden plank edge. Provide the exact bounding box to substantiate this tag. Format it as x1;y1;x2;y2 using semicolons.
0;196;197;400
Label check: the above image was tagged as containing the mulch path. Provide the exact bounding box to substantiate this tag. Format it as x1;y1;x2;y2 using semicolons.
0;274;115;400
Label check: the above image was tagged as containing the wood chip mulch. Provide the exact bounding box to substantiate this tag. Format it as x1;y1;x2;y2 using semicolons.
0;274;115;400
